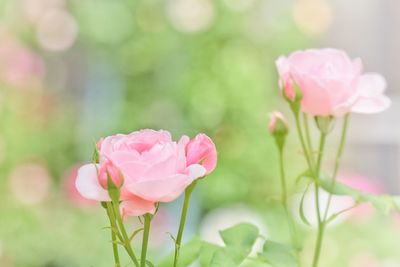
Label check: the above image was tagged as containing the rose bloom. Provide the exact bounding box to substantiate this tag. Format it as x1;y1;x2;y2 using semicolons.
276;48;391;116
76;129;217;218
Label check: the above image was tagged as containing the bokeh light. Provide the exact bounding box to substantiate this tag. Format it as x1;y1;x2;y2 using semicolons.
20;0;65;24
36;8;77;52
0;30;45;88
9;162;51;205
292;0;333;36
166;0;214;33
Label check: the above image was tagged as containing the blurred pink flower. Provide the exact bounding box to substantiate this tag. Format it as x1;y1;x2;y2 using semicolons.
76;129;217;217
0;31;45;88
338;172;384;221
349;252;379;267
9;162;51;205
276;48;391;116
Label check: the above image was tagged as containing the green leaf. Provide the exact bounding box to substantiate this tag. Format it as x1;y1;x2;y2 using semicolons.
209;250;237;267
219;223;259;264
219;223;259;251
301;173;396;215
159;236;202;267
199;242;222;267
92;145;100;163
258;240;297;267
317;175;392;214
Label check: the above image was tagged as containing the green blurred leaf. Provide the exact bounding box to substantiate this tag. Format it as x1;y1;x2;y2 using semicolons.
317;175;392;214
219;223;259;251
200;223;260;266
220;223;259;264
209;250;237;267
92;145;99;163
258;240;297;267
300;173;396;215
199;242;222;267
159;236;202;267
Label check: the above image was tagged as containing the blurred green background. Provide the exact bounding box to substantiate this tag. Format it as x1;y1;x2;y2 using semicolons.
1;0;400;266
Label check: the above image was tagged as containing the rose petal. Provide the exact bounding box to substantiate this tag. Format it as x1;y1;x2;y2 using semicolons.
127;174;192;202
120;194;156;219
357;73;387;96
116;160;150;182
141;156;177;181
351;73;391;114
351;95;391;114
186;134;217;174
186;164;206;180
177;135;189;172
75;164;110;201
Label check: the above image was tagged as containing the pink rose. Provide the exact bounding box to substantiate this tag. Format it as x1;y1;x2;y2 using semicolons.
186;133;217;175
76;129;217;217
276;48;391;116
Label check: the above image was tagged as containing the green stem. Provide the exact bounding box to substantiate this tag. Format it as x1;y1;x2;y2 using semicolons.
314;132;326;222
173;181;197;267
106;203;121;267
278;147;300;264
140;214;152;267
311;131;327;267
312;222;325;267
112;201;140;267
303;113;313;158
322;115;350;221
292;111;330;267
294;113;315;173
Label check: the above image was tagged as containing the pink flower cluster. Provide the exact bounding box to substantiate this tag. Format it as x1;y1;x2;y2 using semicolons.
276;48;391;116
76;129;217;218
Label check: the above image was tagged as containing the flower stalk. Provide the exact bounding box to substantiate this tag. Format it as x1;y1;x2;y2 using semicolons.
311;131;327;267
105;203;121;267
173;180;198;267
140;214;152;267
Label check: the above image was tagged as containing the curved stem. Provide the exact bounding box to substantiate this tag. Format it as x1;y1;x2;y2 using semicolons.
278;147;300;264
292;111;330;267
112;201;140;267
311;131;327;267
322;114;350;221
173;181;197;267
140;214;152;267
106;203;121;267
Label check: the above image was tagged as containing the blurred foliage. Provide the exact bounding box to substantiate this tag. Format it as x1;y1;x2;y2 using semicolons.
0;0;312;207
